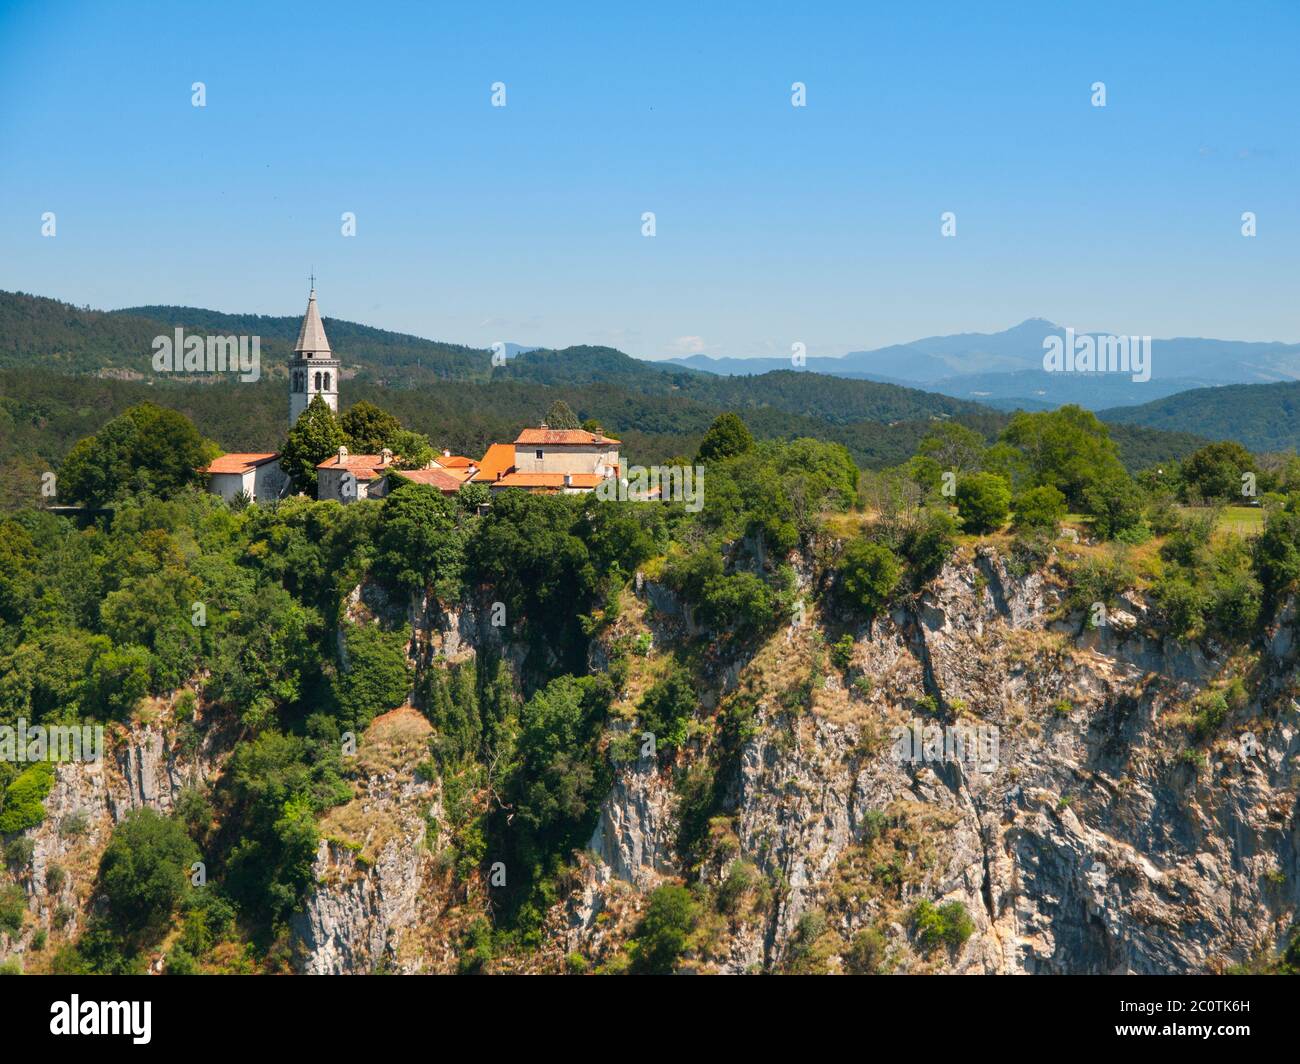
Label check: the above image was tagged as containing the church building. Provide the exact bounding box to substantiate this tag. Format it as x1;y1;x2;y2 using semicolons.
288;285;340;423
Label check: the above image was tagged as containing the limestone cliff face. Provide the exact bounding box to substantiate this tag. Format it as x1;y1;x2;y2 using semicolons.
570;545;1300;974
291;707;447;974
1;703;226;967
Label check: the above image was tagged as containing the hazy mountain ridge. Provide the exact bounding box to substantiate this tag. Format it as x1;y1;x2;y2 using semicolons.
669;319;1300;410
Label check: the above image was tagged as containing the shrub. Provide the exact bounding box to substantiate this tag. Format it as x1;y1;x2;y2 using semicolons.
1011;485;1067;533
60;810;91;839
0;762;55;834
46;863;66;894
829;635;855;672
4;836;35;869
955;473;1011;534
628;884;700;974
911;899;974;953
0;884;27;933
844;927;889;974
839;539;902;616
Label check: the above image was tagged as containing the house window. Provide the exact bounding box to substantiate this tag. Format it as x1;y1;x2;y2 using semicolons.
324;373;331;390
535;450;544;460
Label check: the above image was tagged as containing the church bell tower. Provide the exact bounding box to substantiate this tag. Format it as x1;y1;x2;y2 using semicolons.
289;280;340;424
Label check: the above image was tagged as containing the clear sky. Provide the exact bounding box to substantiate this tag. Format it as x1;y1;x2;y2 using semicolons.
0;0;1296;360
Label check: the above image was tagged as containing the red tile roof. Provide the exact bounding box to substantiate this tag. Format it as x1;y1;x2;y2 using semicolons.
437;454;477;469
204;453;279;474
514;428;620;446
388;468;465;494
473;443;516;482
315;453;398;481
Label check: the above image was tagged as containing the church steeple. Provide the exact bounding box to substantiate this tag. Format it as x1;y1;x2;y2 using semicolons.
288;283;341;424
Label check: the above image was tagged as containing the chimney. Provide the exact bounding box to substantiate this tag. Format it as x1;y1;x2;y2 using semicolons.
563;473;573;488
337;445;348;461
442;448;451;457
380;447;393;464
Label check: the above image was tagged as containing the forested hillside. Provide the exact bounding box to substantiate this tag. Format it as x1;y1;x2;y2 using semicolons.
1103;380;1300;453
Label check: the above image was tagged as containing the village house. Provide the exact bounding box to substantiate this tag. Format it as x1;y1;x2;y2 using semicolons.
202;284;622;504
203;452;287;503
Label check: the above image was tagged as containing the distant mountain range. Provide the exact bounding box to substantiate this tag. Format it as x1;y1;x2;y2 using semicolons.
668;318;1300;410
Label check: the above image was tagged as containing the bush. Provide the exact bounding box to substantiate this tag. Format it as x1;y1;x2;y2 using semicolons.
0;884;27;933
829;635;855;672
1011;485;1066;533
839;539;902;616
96;808;199;941
46;863;66;893
4;836;35;870
911;899;974;953
637;666;697;753
844;927;889;974
628;884;700;974
0;762;55;834
955;473;1011;534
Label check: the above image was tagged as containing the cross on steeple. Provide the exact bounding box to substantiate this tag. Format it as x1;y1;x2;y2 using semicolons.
308;269;316;293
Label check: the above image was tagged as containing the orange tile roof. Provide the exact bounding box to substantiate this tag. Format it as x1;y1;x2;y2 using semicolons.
315;453;398;481
514;428;620;446
388;468;465;494
473;443;516;482
494;471;609;489
437;454;477;469
204;453;279;474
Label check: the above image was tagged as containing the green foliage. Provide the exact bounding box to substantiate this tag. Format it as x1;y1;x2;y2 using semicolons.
627;884;700;974
838;539;902;616
911;899;974;953
279;395;344;492
96;807;199;942
0;884;26;933
1012;484;1067;533
696;412;755;464
59;402;213;505
218;727;350;937
830;634;855;671
1000;405;1126;508
339;400;401;453
1181;441;1255;503
544;400;581;430
1082;468;1148;542
333;623;411;732
1254;496;1300;610
637;665;697;752
955;472;1011;534
0;762;54;834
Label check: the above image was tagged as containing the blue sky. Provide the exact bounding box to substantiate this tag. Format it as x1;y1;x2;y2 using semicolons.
0;0;1296;360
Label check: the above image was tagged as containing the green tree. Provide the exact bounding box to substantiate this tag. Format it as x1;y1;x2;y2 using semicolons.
1011;484;1067;533
1181;441;1256;503
696;412;755;464
544;400;581;430
96;808;199;941
59;403;212;505
839;539;902;616
999;405;1125;508
339;400;401;453
333;623;411;731
637;665;696;752
280;395;344;492
918;421;985;473
955;472;1011;534
628;884;699;974
373;482;464;596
